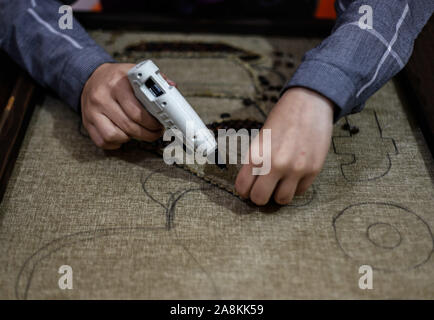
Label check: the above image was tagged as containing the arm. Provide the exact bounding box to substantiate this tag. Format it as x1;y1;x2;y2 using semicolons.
285;0;434;121
235;0;434;205
0;0;164;149
0;0;114;112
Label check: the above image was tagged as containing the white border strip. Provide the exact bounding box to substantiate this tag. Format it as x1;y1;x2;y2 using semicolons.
348;22;404;68
27;8;83;50
338;0;346;12
356;4;409;97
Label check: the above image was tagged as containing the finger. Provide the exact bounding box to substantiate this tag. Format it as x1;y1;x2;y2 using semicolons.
102;100;162;141
249;172;281;206
87;121;125;150
294;174;316;196
273;174;301;205
86;122;105;147
93;113;130;145
161;73;177;87
114;79;162;131
235;162;258;199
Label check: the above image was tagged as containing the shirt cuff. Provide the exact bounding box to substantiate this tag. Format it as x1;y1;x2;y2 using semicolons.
281;59;359;122
59;46;116;113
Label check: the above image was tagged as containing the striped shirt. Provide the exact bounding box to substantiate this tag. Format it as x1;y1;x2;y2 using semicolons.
0;0;433;121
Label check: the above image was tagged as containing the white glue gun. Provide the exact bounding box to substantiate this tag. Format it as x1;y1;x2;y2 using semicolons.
128;60;219;162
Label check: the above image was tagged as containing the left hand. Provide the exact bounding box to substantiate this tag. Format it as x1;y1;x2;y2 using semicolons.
234;87;335;205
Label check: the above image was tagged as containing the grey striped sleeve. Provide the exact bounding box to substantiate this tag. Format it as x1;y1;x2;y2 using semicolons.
283;0;434;122
0;0;115;113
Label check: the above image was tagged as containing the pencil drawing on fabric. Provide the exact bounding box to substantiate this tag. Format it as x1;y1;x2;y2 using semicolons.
1;31;432;299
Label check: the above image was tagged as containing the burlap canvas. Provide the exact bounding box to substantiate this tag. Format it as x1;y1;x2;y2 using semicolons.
0;32;433;299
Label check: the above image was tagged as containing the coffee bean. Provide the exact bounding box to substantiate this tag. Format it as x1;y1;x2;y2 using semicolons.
349;126;360;135
274;51;284;57
341;123;351;131
342;123;360;135
220;113;231;119
259;76;270;86
243;98;253;106
268;85;281;91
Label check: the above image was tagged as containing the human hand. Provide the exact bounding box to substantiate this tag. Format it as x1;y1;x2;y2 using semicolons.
235;87;335;205
81;63;174;150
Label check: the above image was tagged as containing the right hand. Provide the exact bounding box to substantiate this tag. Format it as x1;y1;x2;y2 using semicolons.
81;63;174;150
